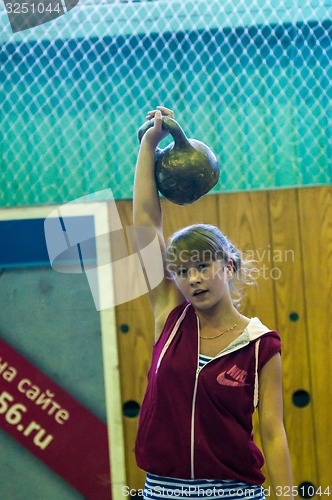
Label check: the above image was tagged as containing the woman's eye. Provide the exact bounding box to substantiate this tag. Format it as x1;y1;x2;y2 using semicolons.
177;268;187;277
198;263;209;270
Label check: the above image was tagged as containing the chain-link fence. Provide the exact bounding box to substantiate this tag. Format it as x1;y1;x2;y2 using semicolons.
1;0;331;207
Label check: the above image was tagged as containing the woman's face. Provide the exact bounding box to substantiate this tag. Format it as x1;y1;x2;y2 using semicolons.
172;255;231;311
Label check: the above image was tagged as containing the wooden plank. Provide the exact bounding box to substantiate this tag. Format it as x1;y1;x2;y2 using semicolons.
217;191;276;327
268;188;318;487
115;297;154;490
113;199;153;490
298;186;332;490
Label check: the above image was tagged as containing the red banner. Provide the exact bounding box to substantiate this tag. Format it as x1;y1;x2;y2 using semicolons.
0;338;111;499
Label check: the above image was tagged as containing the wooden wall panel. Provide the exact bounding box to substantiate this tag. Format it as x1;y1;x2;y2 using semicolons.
116;294;154;489
298;186;332;490
112;200;154;489
217;191;276;327
268;188;318;487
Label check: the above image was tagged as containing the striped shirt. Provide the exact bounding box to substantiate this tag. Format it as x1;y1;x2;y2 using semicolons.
144;473;266;499
199;353;213;367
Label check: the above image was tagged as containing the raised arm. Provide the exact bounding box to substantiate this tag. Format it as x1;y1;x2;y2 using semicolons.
133;106;184;331
133;107;167;230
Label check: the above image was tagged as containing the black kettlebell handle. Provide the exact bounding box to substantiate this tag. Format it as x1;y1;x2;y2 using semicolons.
137;116;188;147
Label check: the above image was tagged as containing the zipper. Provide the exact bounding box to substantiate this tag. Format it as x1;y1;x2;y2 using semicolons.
191;317;218;478
190;316;200;479
253;338;261;409
190;367;200;478
190;318;250;478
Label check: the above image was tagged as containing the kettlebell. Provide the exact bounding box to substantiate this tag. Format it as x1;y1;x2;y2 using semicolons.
137;116;220;205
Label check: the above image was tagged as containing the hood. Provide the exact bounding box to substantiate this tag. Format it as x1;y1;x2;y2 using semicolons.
247;317;274;341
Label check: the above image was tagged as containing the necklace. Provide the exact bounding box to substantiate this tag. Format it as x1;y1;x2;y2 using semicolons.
199;314;242;340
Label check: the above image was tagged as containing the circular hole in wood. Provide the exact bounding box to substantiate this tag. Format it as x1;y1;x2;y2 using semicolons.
292;390;310;408
289;312;299;322
123;400;140;418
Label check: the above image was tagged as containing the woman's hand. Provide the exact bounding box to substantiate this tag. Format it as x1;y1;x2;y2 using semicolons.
141;106;175;150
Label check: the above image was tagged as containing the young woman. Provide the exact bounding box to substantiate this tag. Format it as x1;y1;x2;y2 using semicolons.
133;106;293;499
